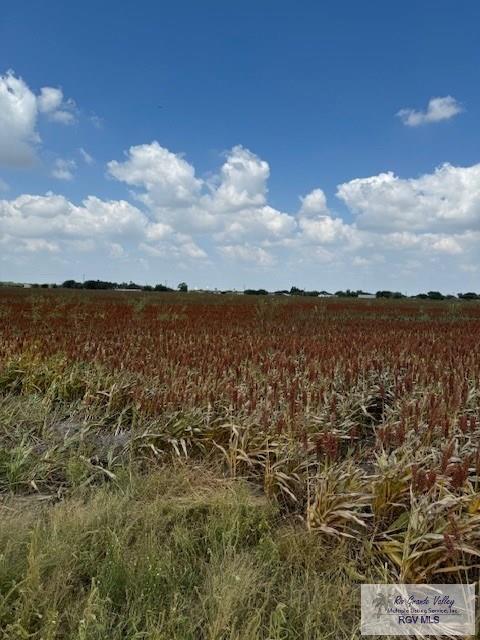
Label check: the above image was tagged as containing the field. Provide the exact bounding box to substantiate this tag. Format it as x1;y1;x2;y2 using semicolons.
1;288;480;639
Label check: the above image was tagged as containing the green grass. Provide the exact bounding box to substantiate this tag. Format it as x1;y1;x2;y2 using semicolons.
0;393;368;639
0;464;367;640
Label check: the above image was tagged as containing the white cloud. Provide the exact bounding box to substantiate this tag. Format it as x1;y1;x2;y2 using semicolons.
337;163;480;233
0;70;78;168
108;143;296;243
210;145;269;211
104;143;480;274
397;96;463;127
2;136;480;287
107;141;202;208
429;236;463;255
298;213;360;246
52;158;76;181
0;193;148;240
37;86;76;125
37;87;63;114
145;221;173;241
0;190;208;265
0;70;39;166
299;188;329;217
213;205;295;242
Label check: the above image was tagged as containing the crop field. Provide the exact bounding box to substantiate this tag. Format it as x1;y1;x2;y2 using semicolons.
1;287;480;639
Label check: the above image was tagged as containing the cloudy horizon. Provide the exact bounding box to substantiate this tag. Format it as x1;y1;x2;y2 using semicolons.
1;2;480;294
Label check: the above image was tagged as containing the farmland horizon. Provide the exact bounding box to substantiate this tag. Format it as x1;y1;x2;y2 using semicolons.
3;278;480;299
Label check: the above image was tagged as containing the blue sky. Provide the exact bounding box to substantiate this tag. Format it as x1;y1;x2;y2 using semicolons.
1;0;480;292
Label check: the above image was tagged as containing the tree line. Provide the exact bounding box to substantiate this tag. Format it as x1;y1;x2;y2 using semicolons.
61;280;188;292
2;280;479;300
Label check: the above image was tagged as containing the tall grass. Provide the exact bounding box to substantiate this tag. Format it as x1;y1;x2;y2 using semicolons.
1;465;365;640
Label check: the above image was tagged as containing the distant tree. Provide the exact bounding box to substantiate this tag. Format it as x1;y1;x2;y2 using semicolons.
458;292;479;300
177;282;188;292
83;280;116;290
244;288;268;295
427;291;444;300
376;291;405;299
290;286;304;296
118;281;142;290
154;283;173;292
287;286;319;297
62;280;82;289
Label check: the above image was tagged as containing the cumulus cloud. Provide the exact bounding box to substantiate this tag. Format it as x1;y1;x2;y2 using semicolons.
0;191;208;264
397;96;463;126
379;231;472;256
37;86;76;124
336;163;480;233
37;87;63;113
0;193;148;240
3;138;480;284
108;141;202;208
210;145;269;211
298;214;361;247
108;142;296;244
299;188;329;217
296;186;363;251
0;71;39;166
0;70;77;167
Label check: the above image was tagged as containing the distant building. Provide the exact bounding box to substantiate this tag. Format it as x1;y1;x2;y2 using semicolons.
358;293;375;299
23;283;32;288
